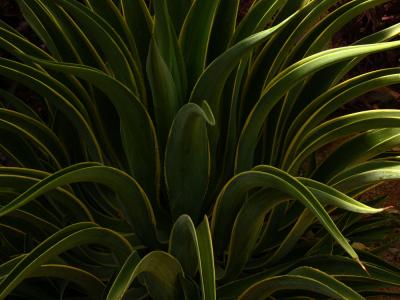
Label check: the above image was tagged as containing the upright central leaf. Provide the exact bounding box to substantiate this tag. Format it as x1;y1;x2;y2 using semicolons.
153;0;187;102
179;0;222;89
165;102;215;223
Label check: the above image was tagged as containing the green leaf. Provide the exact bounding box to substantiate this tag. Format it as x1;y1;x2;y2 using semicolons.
282;68;400;166
289;110;400;173
0;222;132;298
28;264;106;300
189;14;293;115
0;58;102;161
238;274;352;299
196;216;216;300
218;254;400;299
239;1;320;111
264;0;338;82
285;21;400;134
169;215;199;277
312;128;400;181
0;169;94;222
0;163;159;248
305;0;392;56
0;108;69;167
33;0;107;71
288;267;364;300
330;22;400;85
0;19;51;62
302;255;400;286
333;165;400;194
166;0;192;34
104;251;141;300
146;39;181;148
207;0;239;60
221;188;288;280
180;0;222;88
300;177;386;214
53;0;143;97
0;89;40;120
0;131;41;168
84;0;144;77
231;0;287;44
16;0;65;60
236;41;400;173
273;0;309;23
84;0;128;43
165;102;215;223
121;0;153;65
269;0;396;165
153;0;187;101
212;166;363;277
329;160;400;185
107;251;184;300
18;55;160;203
169;215;216;300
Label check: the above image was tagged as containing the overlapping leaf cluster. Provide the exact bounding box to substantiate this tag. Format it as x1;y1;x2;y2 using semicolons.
0;0;400;299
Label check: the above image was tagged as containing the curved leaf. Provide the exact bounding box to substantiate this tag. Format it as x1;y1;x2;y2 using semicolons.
312;128;400;181
18;55;160;203
0;58;102;161
231;0;286;44
0;163;159;248
146;39;181;148
165;102;215;223
189;14;294;114
0;222;132;298
0;108;68;166
106;251;184;300
238;275;348;300
180;0;222;88
169;215;216;300
28;264;105;300
299;177;387;214
236;41;400;173
153;0;187;101
121;0;153;65
289;110;400;173
53;0;142;96
212;166;363;276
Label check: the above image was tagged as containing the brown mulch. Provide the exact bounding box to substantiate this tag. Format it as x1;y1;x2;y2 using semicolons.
360;182;400;268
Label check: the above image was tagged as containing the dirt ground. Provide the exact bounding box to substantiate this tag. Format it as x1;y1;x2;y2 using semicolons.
361;181;400;269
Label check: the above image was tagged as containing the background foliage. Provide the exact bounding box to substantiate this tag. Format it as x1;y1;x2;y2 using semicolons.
0;0;400;299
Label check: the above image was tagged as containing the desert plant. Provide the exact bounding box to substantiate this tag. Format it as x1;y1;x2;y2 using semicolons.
0;0;400;299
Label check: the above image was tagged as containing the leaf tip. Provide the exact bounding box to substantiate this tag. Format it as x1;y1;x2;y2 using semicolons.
383;206;399;214
356;258;370;276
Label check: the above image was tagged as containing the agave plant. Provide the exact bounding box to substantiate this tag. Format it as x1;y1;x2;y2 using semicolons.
1;0;400;299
